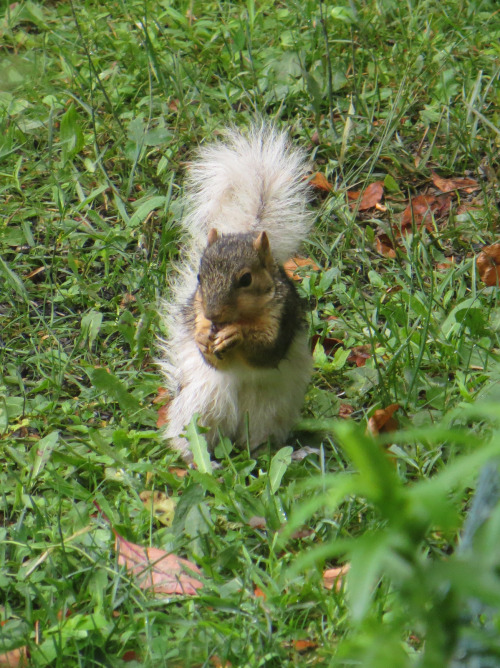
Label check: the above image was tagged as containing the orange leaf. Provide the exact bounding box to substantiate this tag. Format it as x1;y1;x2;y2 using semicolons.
210;656;232;668
293;639;318;653
375;233;397;258
168;467;189;478
152;387;171;404
400;194;438;231
367;404;400;436
477;243;500;286
323;564;350;591
431;172;479;193
0;648;29;668
283;256;320;281
339;403;354;419
254;586;266;599
348;345;372;367
348;181;384;211
309;172;333;191
116;534;203;596
436;257;456;271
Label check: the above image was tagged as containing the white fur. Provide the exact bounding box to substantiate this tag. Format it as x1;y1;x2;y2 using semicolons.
182;125;312;262
159;126;313;460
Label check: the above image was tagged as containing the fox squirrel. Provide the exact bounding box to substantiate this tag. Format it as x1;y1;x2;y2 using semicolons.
159;125;313;461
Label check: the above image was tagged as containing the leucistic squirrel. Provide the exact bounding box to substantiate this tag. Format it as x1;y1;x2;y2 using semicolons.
159;126;313;461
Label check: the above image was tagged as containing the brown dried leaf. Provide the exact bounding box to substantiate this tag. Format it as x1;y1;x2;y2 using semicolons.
248;516;267;530
348;181;384;211
311;334;343;355
120;293;136;308
153;387;171;405
477;243;500;286
169;467;189;478
436;257;456;271
122;650;141;662
339;403;354;419
323;564;350;591
375;233;397;258
431;172;479;193
367;404;400;436
348;345;372;367
284;256;320;281
293;640;318;653
0;648;28;668
116;534;203;596
156;402;171;429
309;172;333;191
400;194;439;231
210;656;232;668
290;526;315;540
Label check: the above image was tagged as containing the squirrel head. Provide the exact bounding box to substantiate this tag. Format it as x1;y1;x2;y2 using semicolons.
198;230;277;324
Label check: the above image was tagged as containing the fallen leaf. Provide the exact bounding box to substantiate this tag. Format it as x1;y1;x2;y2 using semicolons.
348;181;384;210
348;345;372;367
140;490;177;526
457;201;482;215
116;533;203;596
310;334;343;355
120;293;136;308
375;233;397;258
156;403;171;429
169;467;189;478
248;516;267;530
323;564;350;591
0;648;29;668
338;403;354;419
254;587;266;599
400;194;439;232
385;285;403;295
122;650;141;662
210;656;232;668
367;404;400;436
293;640;318;653
431;172;479;193
309;172;333;191
284;256;320;281
477;243;500;286
436;257;456;271
290;527;315;540
153;387;171;404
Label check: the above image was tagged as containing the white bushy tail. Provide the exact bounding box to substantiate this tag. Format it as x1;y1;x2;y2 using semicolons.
182;125;313;263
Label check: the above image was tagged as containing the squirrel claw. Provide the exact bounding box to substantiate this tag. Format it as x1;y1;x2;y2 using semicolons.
212;324;243;357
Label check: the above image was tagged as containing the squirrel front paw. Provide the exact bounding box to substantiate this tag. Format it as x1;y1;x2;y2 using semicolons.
212;324;243;359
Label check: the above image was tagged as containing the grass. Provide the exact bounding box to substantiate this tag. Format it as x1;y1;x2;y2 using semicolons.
1;0;500;665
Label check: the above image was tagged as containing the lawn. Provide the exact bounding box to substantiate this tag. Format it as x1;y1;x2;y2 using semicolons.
1;0;500;666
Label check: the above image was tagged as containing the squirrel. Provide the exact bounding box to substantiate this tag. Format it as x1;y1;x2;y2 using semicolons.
159;125;313;462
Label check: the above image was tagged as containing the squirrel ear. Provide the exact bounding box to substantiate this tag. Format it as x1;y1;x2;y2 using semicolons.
254;231;272;265
207;228;219;247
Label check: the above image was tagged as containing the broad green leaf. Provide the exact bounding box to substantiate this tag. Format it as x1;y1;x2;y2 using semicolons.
186;416;212;474
269;446;293;493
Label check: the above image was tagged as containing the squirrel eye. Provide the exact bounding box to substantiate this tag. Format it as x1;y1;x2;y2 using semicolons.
238;272;252;288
